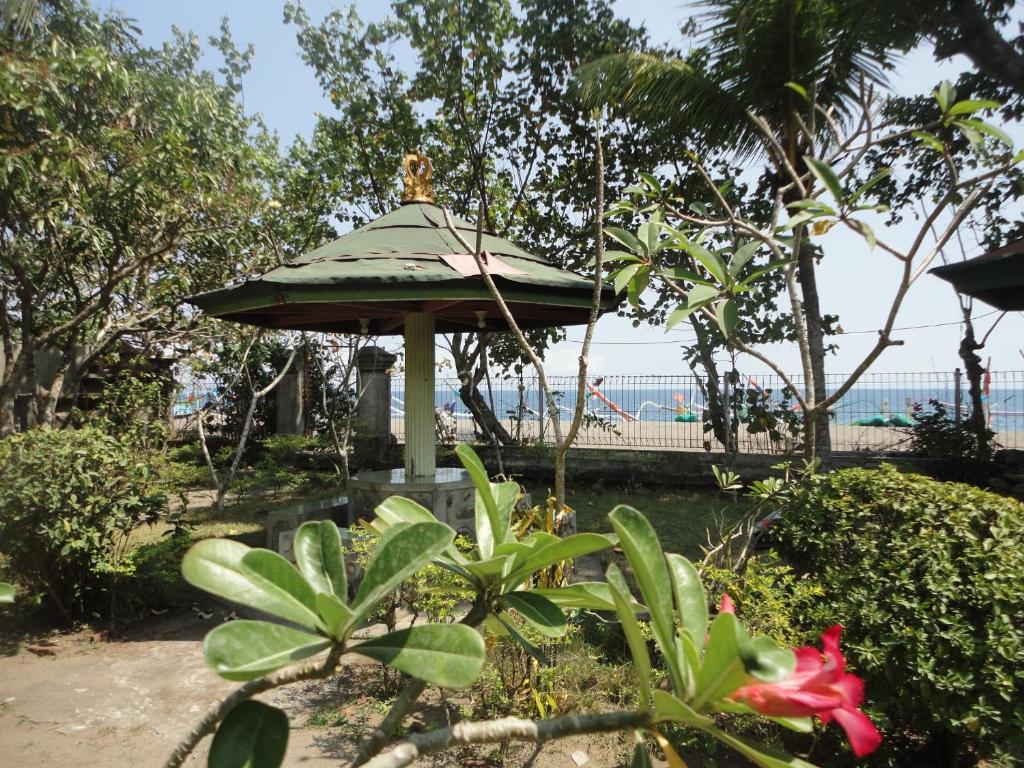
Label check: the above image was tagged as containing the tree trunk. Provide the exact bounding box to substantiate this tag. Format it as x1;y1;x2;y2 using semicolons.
450;334;514;445
958;311;990;460
795;242;832;463
689;316;728;447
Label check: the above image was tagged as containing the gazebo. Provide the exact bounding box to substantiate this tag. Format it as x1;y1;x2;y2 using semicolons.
930;239;1024;311
189;154;616;524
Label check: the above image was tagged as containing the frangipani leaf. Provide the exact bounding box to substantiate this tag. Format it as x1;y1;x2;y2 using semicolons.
182;539;321;631
503;591;567;638
528;582;620;611
608;505;684;694
315;592;352;640
351;624;485;688
203;620;330;681
350;521;454;629
804;156;843;202
294;520;347;599
666;553;707;652
209;700;288;768
503;532;614;586
607;565;652;709
0;582;13;604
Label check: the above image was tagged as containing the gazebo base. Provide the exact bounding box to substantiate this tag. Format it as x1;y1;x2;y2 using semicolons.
348;467;476;535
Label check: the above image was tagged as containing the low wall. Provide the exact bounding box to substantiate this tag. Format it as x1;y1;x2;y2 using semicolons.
372;443;945;488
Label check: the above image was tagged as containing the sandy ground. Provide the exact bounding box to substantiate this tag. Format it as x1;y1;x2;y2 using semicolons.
0;606;650;768
408;414;1024;453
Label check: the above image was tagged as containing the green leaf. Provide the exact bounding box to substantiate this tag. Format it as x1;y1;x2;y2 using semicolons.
954;118;1014;148
784;81;808;100
607;565;652;709
182;540;321;631
694;613;796;708
658;266;713;284
528;582;619;611
742;260;794;285
948;98;1000;116
315;592;353;640
602;250;644;265
687;284;719;307
729;241;759;278
637;220;659;256
706;725;818;768
629;743;653;768
607;506;684;696
351;624;486;688
241;549;322;628
614;263;642;295
638;171;662;195
294;520;347;599
209;701;289;768
850;169;890;203
848;219;876;248
913;130;946;153
498;613;550;665
935;80;955;112
456;444;503;556
203;620;330;681
666;554;707;651
803;156;843;202
666;303;699;331
715;299;738;339
606;226;643;254
627;265;650;308
676;238;727;284
474;479;518;560
693;612;750;707
652;689;712;727
503;591;567;638
0;582;13;604
503;533;613;587
351;521;455;628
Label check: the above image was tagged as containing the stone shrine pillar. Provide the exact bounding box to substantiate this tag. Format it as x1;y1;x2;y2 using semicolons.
355;345;398;464
275;354;305;435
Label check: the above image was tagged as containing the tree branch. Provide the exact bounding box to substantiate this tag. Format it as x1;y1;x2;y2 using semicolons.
362;710;652;768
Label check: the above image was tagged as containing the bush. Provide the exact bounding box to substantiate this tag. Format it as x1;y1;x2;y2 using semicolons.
776;465;1024;766
117;534;197;616
0;427;166;622
907;400;996;484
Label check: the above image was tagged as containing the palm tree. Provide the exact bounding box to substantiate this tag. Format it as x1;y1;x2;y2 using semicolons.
575;0;903;460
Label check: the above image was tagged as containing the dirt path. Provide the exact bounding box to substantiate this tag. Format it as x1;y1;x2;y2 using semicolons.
0;608;643;768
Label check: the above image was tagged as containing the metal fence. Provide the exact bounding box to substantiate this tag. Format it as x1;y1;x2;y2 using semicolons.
392;370;1024;454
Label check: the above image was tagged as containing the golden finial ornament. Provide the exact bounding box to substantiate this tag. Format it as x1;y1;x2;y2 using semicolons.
400;152;435;204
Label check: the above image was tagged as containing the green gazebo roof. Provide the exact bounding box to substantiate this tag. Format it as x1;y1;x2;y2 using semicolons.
930;240;1024;311
189;202;617;334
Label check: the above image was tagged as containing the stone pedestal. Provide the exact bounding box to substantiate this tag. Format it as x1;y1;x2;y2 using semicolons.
355;346;398;464
348;467;476;535
276;365;305;435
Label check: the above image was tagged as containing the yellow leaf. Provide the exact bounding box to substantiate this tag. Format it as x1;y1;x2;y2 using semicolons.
811;219;836;236
653;730;689;768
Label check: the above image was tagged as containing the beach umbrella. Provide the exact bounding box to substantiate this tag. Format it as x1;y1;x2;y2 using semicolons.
189;153;617;477
929;240;1024;311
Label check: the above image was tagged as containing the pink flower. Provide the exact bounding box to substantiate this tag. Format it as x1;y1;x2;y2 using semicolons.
729;625;882;757
719;593;736;614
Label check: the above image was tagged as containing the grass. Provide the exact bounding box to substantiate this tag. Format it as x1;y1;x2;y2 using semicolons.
559;483;750;560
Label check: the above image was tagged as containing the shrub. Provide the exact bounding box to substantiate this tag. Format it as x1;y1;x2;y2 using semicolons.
907;400;996;484
117;534;198;616
0;427;166;622
776;465;1024;765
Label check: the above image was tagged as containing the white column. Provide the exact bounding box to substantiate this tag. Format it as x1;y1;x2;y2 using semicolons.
404;312;436;477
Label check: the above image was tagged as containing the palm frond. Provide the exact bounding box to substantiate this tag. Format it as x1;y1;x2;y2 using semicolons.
575;52;760;155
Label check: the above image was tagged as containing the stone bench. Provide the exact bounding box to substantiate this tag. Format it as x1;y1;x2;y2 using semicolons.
266;494;349;553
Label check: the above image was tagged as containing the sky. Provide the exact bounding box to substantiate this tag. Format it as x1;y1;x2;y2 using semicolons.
104;0;1024;379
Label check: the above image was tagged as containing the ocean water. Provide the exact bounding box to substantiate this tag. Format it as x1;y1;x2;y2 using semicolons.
400;378;1024;433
